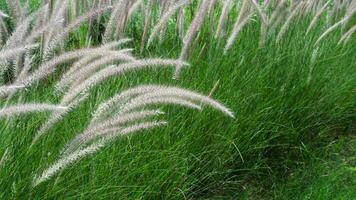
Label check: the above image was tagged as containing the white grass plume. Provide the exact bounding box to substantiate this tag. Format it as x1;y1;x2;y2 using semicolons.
100;38;133;50
120;96;202;113
57;56;100;86
175;0;211;78
0;85;25;99
100;121;168;148
55;51;136;93
0;104;67;118
215;0;233;38
147;0;190;47
0;44;38;61
33;141;105;187
44;6;113;57
223;0;252;53
248;0;267;24
91;85;168;122
113;1;130;40
103;0;129;42
338;25;356;44
177;8;185;39
55;39;133;84
31;94;89;145
16;53;34;82
276;2;304;43
224;4;253;53
21;48;125;87
306;1;329;35
119;87;235;118
4;6;46;49
33;121;166;186
315;9;356;46
128;0;144;18
0;148;9;168
268;0;286;26
24;18;63;45
139;0;154;53
5;0;24;24
64;110;164;154
91;84;235;122
61;59;189;104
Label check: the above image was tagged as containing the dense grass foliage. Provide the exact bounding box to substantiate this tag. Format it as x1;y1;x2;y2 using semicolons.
0;0;355;199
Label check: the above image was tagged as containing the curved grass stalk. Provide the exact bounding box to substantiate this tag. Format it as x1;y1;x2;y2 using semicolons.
0;104;66;118
175;0;212;78
306;1;329;35
147;0;190;47
61;59;189;104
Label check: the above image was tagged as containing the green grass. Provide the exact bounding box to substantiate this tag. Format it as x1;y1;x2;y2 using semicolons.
0;1;355;199
272;136;356;200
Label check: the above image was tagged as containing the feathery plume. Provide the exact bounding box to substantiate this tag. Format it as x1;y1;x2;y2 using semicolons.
127;0;144;18
31;94;89;145
140;0;154;53
215;0;233;38
120;96;202;113
175;0;211;78
0;104;67;118
5;0;24;24
57;56;100;85
224;3;253;54
276;2;303;43
65;110;164;154
24;18;62;45
268;0;286;26
119;87;235;117
306;1;329;35
338;24;356;44
56;39;132;87
17;54;35;82
61;59;189;104
0;148;9;168
22;48;126;87
44;6;113;57
113;0;130;40
103;0;129;42
101;121;168;146
90;85;164;122
147;0;190;47
177;7;185;39
55;51;135;93
34;120;166;186
33;141;105;187
4;7;45;48
0;44;38;61
315;9;356;45
100;38;133;50
223;0;252;53
248;0;267;24
0;85;25;99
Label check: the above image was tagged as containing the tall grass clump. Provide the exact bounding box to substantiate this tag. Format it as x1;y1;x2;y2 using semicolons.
0;0;355;199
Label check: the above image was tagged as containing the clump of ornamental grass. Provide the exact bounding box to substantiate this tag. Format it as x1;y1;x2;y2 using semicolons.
0;0;355;195
0;0;234;190
33;84;234;186
35;0;354;75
